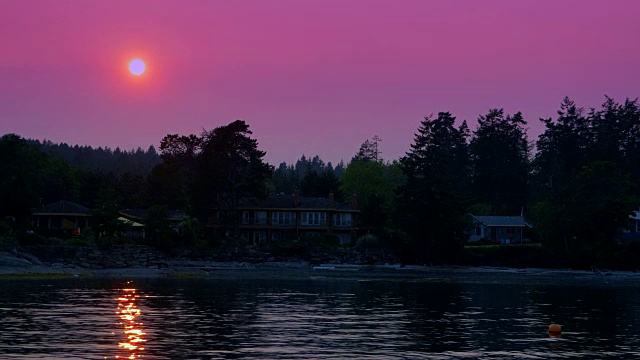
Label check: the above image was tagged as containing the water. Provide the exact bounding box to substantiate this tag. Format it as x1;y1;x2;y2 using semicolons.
1;276;640;359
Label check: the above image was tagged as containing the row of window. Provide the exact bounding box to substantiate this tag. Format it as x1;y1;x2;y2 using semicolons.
246;230;352;245
240;211;352;227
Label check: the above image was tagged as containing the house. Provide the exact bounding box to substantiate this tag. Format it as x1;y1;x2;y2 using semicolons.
208;192;359;245
468;215;532;244
118;209;188;234
117;216;146;239
621;210;640;242
31;200;91;236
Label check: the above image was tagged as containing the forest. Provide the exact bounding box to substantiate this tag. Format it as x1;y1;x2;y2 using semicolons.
2;96;640;268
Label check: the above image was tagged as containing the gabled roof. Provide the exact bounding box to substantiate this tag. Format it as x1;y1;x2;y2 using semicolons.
471;215;531;228
32;200;91;216
119;209;187;221
236;194;356;211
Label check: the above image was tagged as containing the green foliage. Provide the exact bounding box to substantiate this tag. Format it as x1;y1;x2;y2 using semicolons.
532;97;640;265
91;189;125;240
340;156;404;230
533;161;636;261
300;168;342;200
143;205;175;251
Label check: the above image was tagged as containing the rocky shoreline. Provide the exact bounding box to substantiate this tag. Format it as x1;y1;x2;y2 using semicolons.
2;245;640;287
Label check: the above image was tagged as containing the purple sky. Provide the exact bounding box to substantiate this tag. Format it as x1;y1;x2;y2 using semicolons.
1;0;639;165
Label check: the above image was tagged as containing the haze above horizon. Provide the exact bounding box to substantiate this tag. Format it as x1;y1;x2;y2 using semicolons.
1;0;639;164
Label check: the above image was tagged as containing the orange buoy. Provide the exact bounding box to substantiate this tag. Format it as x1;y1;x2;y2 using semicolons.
548;323;562;336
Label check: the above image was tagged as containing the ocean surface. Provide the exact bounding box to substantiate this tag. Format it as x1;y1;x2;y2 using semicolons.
1;275;640;359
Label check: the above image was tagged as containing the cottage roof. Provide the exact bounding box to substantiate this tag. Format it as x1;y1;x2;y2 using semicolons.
472;215;531;228
32;200;90;216
237;194;355;211
119;209;187;221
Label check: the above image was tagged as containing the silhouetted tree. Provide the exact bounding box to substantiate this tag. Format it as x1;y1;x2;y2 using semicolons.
398;112;471;263
470;109;530;214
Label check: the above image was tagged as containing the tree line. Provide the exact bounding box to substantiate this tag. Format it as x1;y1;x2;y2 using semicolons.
2;96;640;267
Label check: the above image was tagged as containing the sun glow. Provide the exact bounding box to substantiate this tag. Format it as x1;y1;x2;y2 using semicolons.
128;59;146;76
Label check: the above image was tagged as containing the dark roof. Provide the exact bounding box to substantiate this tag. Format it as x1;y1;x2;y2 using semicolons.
119;209;187;221
237;194;356;211
32;200;91;215
472;215;531;228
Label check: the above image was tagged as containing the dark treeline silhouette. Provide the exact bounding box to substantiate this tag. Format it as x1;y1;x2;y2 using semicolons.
2;96;640;268
30;140;161;176
271;155;345;200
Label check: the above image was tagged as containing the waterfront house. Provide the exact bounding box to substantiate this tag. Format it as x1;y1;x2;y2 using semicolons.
31;200;91;236
118;208;187;234
468;215;532;244
208;191;359;245
621;210;640;242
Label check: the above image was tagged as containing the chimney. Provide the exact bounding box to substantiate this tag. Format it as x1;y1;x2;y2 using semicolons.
292;188;300;207
329;192;334;208
351;193;358;210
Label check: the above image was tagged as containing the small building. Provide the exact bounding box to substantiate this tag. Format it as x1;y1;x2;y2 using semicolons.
621;210;640;242
118;209;187;234
208;192;359;245
468;215;532;244
31;200;91;236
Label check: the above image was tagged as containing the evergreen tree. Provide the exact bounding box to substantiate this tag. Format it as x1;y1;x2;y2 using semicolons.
398;112;471;263
470;109;530;214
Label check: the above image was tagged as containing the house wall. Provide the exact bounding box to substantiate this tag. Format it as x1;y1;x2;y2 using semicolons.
210;208;356;244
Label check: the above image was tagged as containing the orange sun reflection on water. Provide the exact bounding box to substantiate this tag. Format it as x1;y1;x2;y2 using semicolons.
115;283;146;359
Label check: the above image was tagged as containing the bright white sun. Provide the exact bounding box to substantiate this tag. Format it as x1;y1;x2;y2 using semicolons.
128;59;146;76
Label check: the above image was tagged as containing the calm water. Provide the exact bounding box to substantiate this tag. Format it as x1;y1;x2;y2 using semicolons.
1;276;640;359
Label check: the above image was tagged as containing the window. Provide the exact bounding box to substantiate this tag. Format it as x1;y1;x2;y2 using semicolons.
255;211;267;225
333;213;352;227
253;231;267;244
301;212;326;226
241;211;250;224
272;212;295;226
336;233;351;245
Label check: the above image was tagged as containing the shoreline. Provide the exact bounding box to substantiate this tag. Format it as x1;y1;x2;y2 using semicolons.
2;260;640;287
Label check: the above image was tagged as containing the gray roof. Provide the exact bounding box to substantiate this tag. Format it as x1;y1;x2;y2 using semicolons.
119;209;187;221
32;200;90;216
472;215;531;228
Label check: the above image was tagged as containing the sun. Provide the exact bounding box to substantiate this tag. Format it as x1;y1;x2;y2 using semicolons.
128;59;146;76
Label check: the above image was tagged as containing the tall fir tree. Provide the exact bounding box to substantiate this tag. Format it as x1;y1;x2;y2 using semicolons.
398;112;471;263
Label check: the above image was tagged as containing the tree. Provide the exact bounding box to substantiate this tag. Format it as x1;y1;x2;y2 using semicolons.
300;168;342;200
534;161;635;263
532;97;638;264
0;134;45;222
353;135;382;162
470;109;530;214
192;120;274;233
533;97;591;201
341;137;404;232
398;112;471;263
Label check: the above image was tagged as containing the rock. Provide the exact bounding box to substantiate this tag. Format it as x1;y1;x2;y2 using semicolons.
17;251;44;266
0;252;34;267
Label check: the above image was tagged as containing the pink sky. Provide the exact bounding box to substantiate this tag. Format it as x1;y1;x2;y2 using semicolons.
1;0;639;164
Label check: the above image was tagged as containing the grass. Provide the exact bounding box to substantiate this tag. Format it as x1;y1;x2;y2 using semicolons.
0;273;74;279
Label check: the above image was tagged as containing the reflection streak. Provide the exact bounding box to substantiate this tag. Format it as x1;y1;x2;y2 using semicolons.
116;285;146;359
